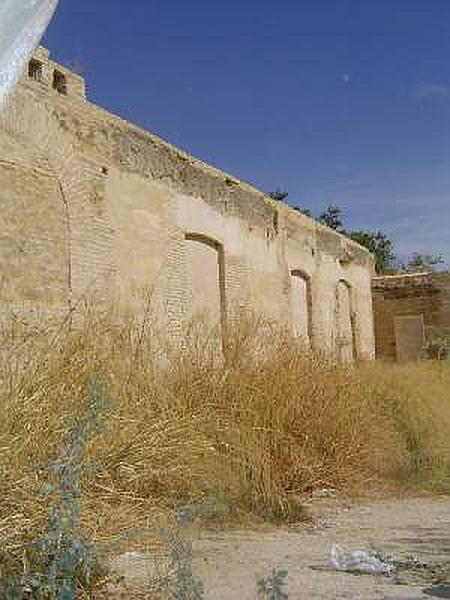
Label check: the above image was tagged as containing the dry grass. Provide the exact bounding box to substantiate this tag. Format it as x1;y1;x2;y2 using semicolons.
1;312;450;566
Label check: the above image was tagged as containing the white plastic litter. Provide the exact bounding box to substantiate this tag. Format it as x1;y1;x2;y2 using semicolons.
330;544;395;575
0;0;59;107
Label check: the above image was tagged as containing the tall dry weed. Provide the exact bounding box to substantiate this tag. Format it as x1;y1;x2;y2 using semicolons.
1;311;449;569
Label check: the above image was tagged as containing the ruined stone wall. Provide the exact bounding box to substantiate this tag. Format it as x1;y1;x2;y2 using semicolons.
0;48;376;359
372;272;450;361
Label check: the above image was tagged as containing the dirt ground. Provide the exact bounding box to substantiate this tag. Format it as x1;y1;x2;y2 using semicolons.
109;494;450;599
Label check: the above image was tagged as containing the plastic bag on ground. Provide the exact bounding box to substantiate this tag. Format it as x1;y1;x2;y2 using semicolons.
0;0;59;107
330;544;395;575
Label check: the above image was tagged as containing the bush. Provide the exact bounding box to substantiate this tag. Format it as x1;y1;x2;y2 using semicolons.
0;378;110;598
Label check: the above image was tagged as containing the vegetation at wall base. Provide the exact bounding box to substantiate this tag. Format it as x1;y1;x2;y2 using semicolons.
0;377;111;599
1;313;450;595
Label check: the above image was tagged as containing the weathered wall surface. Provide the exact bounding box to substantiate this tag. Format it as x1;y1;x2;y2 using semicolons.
0;48;376;359
372;272;450;361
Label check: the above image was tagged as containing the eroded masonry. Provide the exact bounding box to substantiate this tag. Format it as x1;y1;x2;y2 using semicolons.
373;272;450;361
0;47;375;359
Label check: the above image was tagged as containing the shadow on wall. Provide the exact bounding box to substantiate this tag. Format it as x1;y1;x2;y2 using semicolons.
335;279;356;363
290;270;313;346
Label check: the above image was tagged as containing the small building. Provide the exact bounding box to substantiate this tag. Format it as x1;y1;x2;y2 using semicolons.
372;272;450;361
0;47;376;360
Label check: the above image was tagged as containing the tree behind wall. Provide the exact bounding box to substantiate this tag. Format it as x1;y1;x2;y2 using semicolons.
268;188;289;202
317;205;396;274
403;252;444;273
318;204;345;234
349;230;396;275
265;193;445;275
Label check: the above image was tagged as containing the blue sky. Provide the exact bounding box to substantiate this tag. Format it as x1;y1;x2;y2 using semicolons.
44;0;450;266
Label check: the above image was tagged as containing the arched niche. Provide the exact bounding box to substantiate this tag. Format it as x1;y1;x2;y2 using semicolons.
290;269;313;346
0;148;70;316
335;279;356;362
184;233;227;348
0;97;111;323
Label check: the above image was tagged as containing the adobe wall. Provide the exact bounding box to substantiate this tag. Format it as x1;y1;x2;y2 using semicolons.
0;48;376;359
372;272;450;361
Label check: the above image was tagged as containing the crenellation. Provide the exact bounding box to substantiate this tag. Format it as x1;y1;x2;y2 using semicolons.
18;48;85;101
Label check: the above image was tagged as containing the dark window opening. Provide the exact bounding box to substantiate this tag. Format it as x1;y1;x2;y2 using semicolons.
53;70;67;95
28;59;43;82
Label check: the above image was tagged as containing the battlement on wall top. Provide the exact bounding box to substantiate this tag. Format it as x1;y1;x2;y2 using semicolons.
21;46;86;101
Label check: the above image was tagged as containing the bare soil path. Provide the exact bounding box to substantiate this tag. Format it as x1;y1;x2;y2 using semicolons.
110;495;450;599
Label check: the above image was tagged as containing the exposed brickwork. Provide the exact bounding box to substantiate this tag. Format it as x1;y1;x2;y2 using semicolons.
0;47;376;360
224;254;253;326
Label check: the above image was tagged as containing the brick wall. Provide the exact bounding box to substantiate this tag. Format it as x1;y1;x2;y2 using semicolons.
372;272;450;361
0;47;376;360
